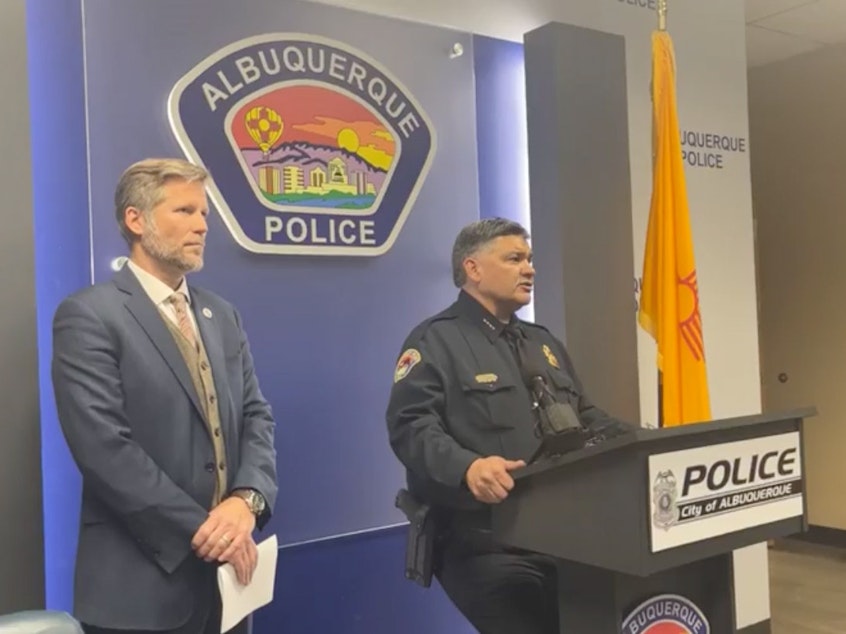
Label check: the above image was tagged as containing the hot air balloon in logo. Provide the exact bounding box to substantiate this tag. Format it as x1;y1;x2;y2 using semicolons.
244;106;283;159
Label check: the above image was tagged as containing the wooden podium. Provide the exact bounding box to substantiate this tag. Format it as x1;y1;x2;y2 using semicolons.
491;408;813;632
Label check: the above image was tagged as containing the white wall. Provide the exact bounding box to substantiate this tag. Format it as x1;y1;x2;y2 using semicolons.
307;0;766;627
750;42;846;532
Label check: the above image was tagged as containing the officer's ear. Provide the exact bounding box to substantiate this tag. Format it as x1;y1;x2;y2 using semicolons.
463;256;483;284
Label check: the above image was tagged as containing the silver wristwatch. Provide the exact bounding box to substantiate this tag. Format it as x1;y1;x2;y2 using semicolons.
231;489;266;516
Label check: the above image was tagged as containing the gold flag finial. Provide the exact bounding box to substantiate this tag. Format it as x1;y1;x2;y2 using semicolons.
658;0;668;31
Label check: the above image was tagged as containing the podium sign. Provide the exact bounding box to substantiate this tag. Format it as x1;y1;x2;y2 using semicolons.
490;408;813;632
649;431;803;552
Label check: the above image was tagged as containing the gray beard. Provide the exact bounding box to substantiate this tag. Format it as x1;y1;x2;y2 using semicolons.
139;227;203;274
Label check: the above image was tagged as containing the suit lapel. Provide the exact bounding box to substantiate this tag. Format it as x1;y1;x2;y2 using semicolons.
115;266;208;422
191;290;234;431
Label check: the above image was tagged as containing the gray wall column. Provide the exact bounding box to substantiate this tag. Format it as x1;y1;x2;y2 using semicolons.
524;22;640;423
0;0;45;613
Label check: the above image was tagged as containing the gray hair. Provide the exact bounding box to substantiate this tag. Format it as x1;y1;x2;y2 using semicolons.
451;218;530;287
115;158;209;243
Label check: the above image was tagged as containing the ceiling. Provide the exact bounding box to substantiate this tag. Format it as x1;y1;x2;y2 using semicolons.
746;0;846;67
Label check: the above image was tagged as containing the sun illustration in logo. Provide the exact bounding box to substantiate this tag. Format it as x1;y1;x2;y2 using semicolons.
232;85;396;211
338;128;358;151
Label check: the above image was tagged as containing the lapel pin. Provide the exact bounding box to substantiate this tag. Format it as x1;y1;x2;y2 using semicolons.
202;307;213;319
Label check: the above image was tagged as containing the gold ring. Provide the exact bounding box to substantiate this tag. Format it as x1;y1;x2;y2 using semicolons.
220;535;232;546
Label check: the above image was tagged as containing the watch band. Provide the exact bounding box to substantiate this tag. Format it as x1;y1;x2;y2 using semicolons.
231;488;265;515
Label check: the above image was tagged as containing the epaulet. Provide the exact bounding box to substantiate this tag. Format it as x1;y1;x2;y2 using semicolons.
404;305;459;345
519;319;552;335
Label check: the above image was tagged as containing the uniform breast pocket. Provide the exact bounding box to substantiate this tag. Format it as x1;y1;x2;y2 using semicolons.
459;374;523;430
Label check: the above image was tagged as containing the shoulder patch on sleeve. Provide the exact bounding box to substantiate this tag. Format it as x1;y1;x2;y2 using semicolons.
394;348;422;383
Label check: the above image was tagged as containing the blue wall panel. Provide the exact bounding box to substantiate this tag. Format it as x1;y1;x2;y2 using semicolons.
253;528;474;634
473;35;530;229
27;0;89;612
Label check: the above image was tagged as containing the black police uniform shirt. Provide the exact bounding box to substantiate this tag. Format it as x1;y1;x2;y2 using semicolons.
386;290;633;510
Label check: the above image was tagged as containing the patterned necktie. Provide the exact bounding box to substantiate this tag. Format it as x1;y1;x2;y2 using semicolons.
169;292;197;349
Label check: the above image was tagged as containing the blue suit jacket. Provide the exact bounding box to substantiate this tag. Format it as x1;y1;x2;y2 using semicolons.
51;264;278;630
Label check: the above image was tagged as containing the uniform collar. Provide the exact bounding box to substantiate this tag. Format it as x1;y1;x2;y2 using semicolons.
455;290;520;343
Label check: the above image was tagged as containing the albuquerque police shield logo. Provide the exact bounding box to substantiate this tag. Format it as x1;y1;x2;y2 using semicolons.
622;594;710;634
168;33;436;256
652;470;679;531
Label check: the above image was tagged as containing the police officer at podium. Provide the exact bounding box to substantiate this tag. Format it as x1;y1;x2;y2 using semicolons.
386;218;636;634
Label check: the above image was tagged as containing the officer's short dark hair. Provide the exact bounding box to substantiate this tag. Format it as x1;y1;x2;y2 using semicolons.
451;218;530;287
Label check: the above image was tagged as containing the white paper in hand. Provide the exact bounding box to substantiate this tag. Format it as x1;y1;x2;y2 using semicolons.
217;534;278;633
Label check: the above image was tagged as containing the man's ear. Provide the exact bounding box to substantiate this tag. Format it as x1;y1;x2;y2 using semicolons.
124;206;146;239
464;256;482;284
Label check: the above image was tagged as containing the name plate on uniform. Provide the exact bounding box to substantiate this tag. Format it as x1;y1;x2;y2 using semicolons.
648;431;803;552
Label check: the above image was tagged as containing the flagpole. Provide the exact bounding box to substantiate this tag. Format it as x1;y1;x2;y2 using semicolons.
655;0;667;427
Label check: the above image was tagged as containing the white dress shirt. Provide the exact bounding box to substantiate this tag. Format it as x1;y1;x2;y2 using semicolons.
125;259;199;338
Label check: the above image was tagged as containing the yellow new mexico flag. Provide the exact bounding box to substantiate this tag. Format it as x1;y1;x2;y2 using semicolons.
638;30;711;427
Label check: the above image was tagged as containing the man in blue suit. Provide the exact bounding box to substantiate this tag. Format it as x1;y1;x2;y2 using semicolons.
51;158;278;634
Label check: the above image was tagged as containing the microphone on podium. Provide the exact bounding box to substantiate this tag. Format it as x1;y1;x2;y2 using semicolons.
519;350;588;461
